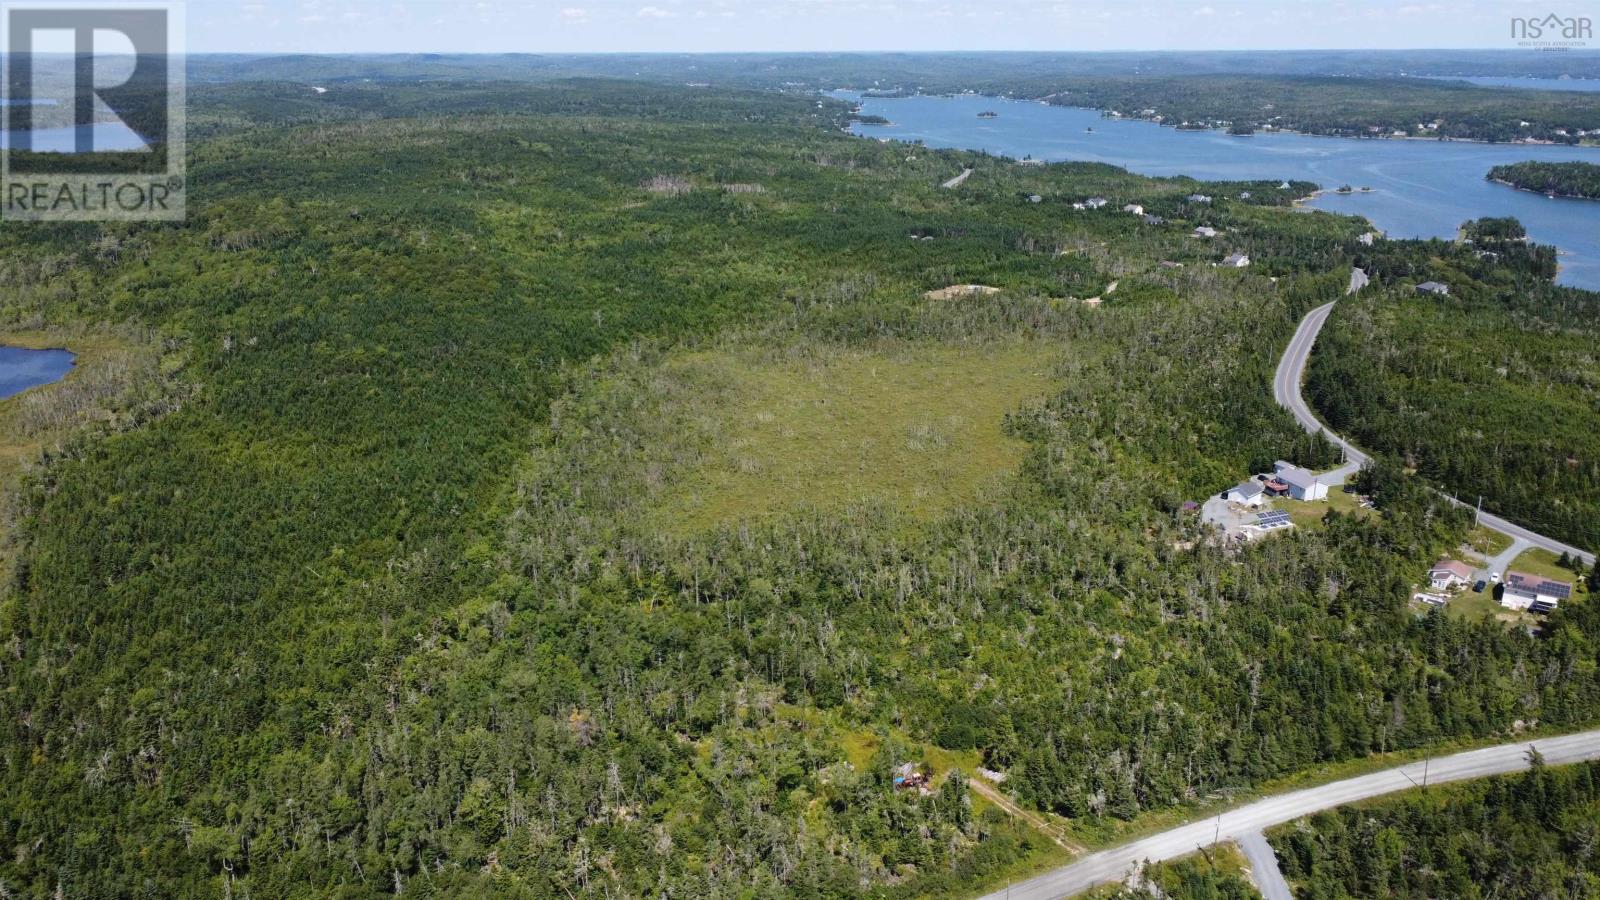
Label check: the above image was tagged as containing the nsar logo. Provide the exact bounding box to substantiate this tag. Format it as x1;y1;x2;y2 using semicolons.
1510;12;1593;48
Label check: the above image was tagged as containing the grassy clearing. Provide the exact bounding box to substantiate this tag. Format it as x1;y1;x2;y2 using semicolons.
1280;486;1372;531
1466;525;1514;557
655;340;1059;532
1444;586;1530;626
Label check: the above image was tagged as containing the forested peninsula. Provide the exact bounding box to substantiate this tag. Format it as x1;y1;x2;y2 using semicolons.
1489;160;1600;199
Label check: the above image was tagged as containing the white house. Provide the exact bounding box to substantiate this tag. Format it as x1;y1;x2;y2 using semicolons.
1221;253;1251;268
1192;226;1219;238
1084;197;1109;209
1187;193;1212;203
1123;203;1144;215
1225;480;1267;507
1501;572;1573;613
1273;461;1329;501
1428;559;1474;591
1416;281;1450;296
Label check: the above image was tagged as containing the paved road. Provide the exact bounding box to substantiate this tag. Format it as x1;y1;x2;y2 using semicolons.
1272;296;1366;487
1485;538;1530;576
1273;276;1594;565
979;729;1600;899
942;167;973;189
1236;831;1292;900
1469;508;1593;567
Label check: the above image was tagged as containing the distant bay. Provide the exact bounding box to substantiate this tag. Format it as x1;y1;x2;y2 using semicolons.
1417;75;1600;93
838;91;1600;290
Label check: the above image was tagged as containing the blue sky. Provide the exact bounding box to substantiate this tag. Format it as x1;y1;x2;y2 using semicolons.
189;1;1578;53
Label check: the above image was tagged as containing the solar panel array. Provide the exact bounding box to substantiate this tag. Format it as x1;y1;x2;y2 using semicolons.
1510;575;1573;600
1535;580;1572;599
1256;511;1292;529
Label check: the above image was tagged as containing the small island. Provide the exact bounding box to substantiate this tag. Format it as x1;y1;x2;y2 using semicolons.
977;110;999;119
1488;161;1600;200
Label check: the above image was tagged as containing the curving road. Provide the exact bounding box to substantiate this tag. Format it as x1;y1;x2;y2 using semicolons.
979;729;1600;900
942;167;974;189
1273;272;1593;565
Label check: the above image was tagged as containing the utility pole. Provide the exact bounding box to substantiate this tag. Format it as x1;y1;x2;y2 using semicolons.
1422;756;1430;792
1476;495;1483;526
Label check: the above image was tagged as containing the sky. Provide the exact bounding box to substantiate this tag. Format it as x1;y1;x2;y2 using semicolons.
187;0;1588;53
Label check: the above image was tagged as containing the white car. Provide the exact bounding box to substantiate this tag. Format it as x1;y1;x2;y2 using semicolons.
1490;572;1502;584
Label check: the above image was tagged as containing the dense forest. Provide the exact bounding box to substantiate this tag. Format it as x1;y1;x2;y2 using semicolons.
3;72;1600;898
1306;224;1599;551
1272;757;1600;898
1490;160;1600;199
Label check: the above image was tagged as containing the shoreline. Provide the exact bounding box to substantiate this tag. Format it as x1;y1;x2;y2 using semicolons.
837;90;1598;291
1487;177;1600;202
834;89;1600;149
0;332;76;355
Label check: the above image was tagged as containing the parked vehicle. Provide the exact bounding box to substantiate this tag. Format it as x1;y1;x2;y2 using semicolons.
1474;580;1487;593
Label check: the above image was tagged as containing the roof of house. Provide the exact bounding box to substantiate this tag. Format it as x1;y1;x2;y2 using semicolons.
1417;281;1449;292
1506;571;1573;599
1230;480;1265;499
1273;462;1322;491
1430;559;1474;580
1223;253;1250;265
1193;226;1218;236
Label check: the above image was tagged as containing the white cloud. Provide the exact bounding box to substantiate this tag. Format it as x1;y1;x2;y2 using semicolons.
636;5;674;18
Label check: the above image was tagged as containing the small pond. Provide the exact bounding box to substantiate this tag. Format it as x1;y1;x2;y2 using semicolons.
0;345;75;400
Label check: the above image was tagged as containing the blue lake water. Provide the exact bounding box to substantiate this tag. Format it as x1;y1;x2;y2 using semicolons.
1419;75;1600;92
0;346;75;399
839;92;1600;290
